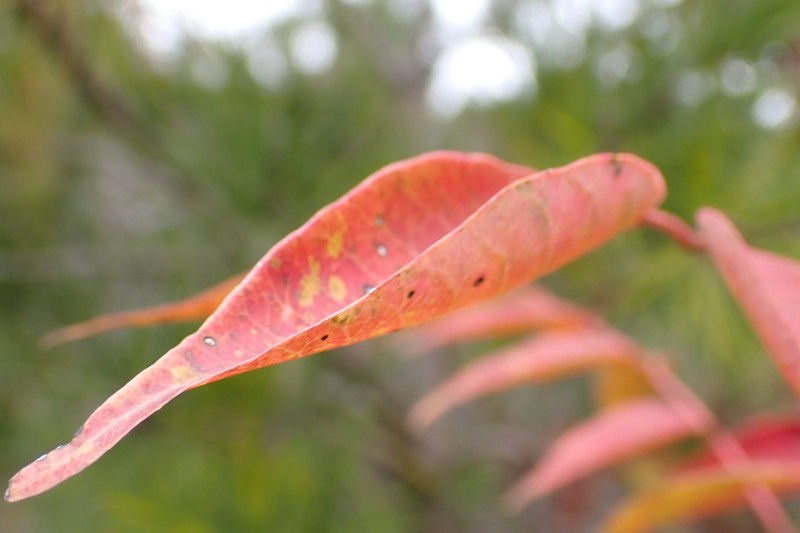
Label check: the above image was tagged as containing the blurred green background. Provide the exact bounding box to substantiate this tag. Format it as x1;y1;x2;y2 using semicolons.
2;0;800;531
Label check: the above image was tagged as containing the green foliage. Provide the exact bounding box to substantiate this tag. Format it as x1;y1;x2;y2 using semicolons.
2;0;799;530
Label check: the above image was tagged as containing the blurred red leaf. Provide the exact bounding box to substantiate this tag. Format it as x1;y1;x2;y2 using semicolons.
697;208;800;396
505;397;712;511
409;327;641;431
39;274;246;348
6;151;665;501
394;284;598;356
657;414;800;530
680;413;800;472
601;464;800;533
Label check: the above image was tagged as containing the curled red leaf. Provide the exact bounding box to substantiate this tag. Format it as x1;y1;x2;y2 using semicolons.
6;151;665;501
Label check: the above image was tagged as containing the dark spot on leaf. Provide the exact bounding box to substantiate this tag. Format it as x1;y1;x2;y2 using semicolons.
473;276;485;287
320;334;329;341
331;309;357;326
407;290;415;299
183;350;204;372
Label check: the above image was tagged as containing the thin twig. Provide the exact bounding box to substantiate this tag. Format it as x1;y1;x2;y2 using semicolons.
16;0;147;137
16;0;200;202
323;353;460;533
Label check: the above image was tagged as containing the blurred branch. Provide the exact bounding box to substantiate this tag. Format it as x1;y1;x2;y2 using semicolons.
15;0;202;198
323;353;461;533
16;0;147;137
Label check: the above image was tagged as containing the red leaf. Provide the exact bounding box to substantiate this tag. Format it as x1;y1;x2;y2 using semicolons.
663;414;800;529
506;397;712;511
6;151;665;501
680;413;800;472
601;464;800;533
697;208;800;397
409;327;641;431
395;284;598;356
40;274;246;348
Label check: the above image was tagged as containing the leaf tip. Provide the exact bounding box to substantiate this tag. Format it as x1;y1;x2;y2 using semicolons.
501;483;543;515
406;404;436;434
695;206;723;222
407;388;460;433
4;471;29;502
695;207;737;241
5;460;41;503
38;330;67;350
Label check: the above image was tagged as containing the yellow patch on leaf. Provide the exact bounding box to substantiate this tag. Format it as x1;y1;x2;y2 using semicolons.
371;325;393;336
331;307;358;326
326;231;344;258
169;364;198;381
299;257;322;307
77;441;95;455
328;275;347;303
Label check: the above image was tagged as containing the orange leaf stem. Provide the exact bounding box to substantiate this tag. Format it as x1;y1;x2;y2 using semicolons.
640;208;704;252
40;274;246;348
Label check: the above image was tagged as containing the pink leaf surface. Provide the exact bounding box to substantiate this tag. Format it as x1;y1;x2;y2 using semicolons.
6;151;665;501
395;284;599;356
506;397;713;512
697;208;800;396
409;327;641;431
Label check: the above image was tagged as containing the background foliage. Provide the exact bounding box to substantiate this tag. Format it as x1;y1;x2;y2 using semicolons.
2;0;800;531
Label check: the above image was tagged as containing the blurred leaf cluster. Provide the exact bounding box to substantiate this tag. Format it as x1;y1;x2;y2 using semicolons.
2;0;800;531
